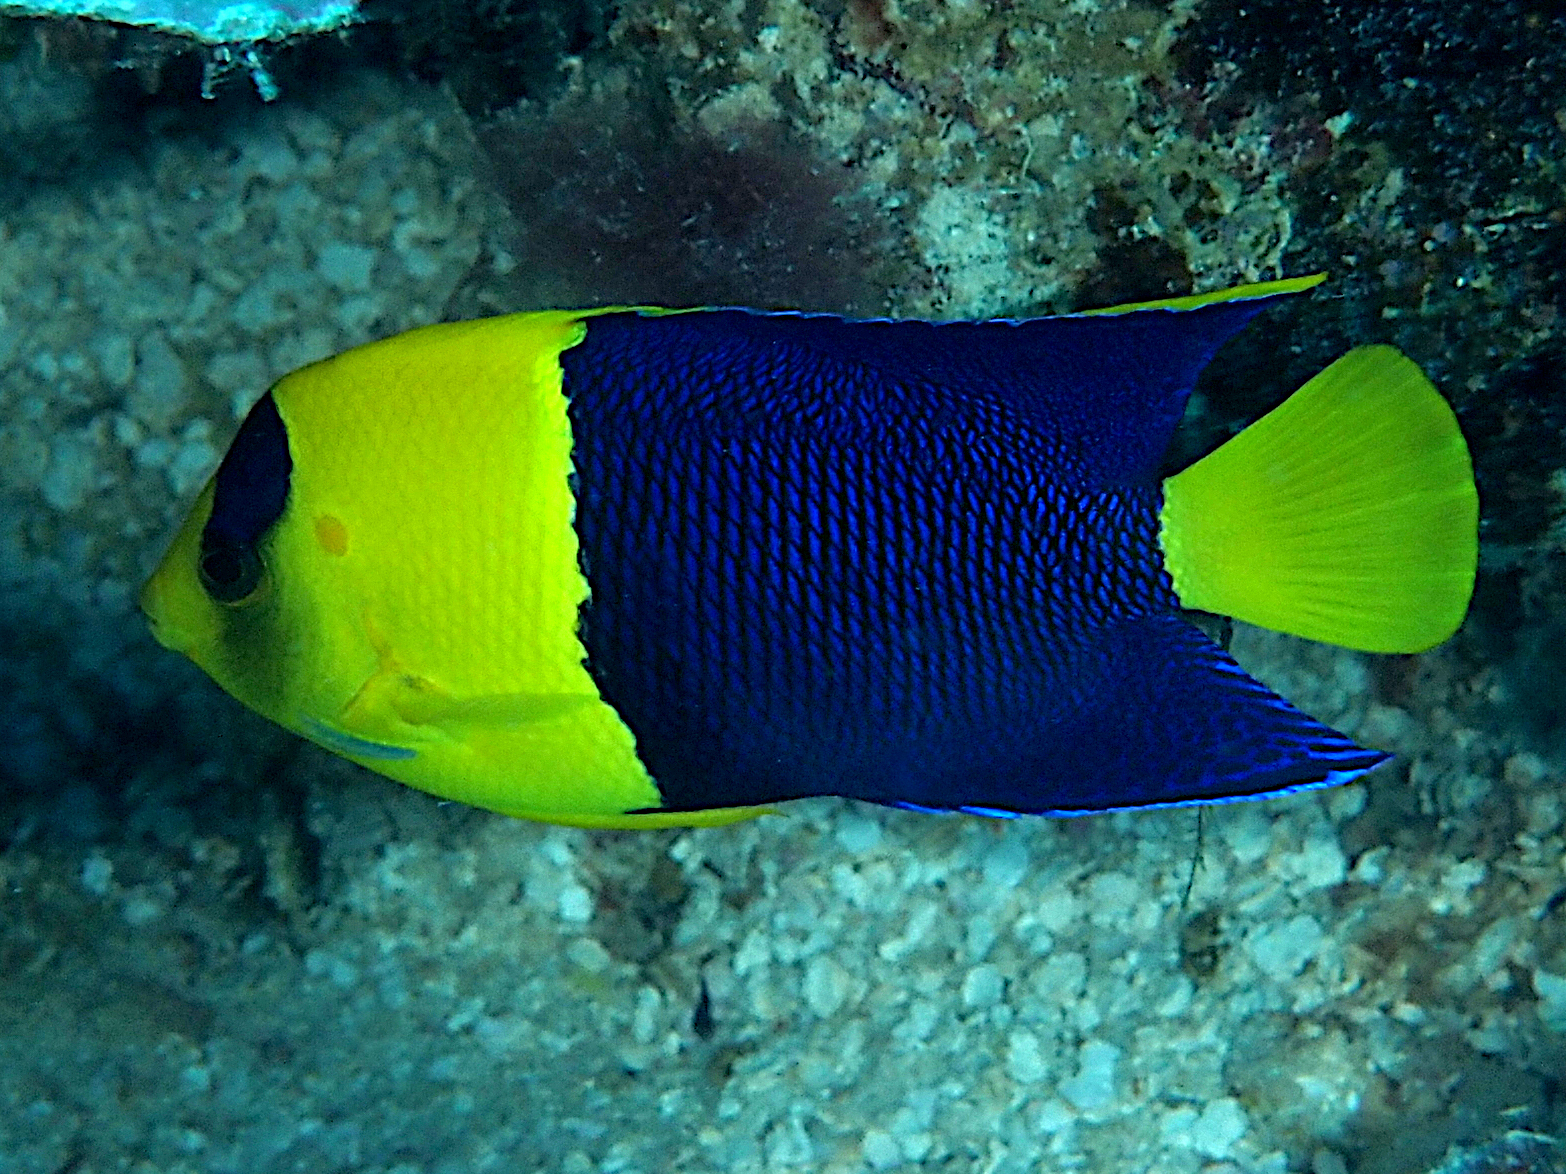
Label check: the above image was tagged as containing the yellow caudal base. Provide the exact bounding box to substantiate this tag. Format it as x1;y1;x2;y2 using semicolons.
1160;345;1478;654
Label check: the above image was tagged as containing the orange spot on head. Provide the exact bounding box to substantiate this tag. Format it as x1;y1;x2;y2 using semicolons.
315;514;349;556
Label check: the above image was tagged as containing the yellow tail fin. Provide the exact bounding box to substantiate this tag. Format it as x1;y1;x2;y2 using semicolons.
1159;345;1478;653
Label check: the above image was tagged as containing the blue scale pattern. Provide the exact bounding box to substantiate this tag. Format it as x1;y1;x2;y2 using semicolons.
560;307;1386;816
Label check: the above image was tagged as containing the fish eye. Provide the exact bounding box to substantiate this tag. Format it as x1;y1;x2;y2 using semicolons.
198;539;266;605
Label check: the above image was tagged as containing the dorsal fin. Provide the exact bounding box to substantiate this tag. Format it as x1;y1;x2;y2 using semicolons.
632;276;1320;490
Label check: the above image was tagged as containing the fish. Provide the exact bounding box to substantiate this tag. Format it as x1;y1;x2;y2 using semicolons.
139;274;1478;829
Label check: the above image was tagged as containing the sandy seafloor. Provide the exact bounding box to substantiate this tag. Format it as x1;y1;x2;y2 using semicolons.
2;2;1566;1172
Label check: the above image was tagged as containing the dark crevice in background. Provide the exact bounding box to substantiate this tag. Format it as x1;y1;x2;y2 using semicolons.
356;0;611;116
476;79;894;315
1173;5;1566;1170
1173;0;1566;541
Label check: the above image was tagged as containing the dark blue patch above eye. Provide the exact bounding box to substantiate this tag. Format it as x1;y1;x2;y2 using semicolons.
204;391;293;552
199;392;292;603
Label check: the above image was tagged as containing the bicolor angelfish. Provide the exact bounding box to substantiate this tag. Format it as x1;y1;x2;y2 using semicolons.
140;276;1478;828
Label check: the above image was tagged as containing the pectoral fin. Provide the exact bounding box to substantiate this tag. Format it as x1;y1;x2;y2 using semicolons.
316;664;602;766
300;716;418;761
388;686;599;729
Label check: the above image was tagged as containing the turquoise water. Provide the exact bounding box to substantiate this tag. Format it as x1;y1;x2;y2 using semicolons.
1;3;1563;1171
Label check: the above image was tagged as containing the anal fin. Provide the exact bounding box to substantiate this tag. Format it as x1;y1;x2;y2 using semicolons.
916;613;1387;817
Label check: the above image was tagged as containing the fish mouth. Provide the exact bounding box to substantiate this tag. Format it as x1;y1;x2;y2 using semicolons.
139;573;192;654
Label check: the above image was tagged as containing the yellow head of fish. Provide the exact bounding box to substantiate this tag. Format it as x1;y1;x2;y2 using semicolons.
140;312;728;828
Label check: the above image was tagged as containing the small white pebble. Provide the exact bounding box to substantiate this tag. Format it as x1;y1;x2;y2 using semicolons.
473;1015;526;1057
180;1064;212;1093
835;814;882;853
1289;830;1347;890
1359;703;1413;747
441;1003;479;1035
1032;886;1081;932
894;1000;938;1045
890;1101;931;1137
1522;790;1562;838
1032;951;1086;1003
764;1116;813;1166
830;861;870;906
1005;1029;1048;1084
964;915;997;962
803;956;849;1018
121;891;164;925
92;332;135;388
1190;1097;1248;1159
631;985;661;1045
135;437;174;470
240;128;298;183
861;1128;902;1170
334;294;385;334
167;436;219;497
1247;914;1324;980
1034;1099;1074;1133
1326;784;1366;821
315;242;377;292
112;415;143;448
1161;1106;1199;1144
1351;846;1388;885
1505;752;1549;788
878;902;937;961
1469;917;1519;980
1220;806;1272;864
80;852;113;896
734;929;769;975
393;231;441;281
557;883;593;922
1157;974;1194;1018
1085;871;1138;925
268;327;338;375
41;435;96;511
981;837;1029;889
1443;859;1487;892
303;948;358;988
565;937;610;974
1532;968;1566;1031
961;963;1005;1009
204;350;269;396
540;834;575;867
1057;1039;1119;1111
898;1131;932;1163
130;331;187;431
1333;655;1369;695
